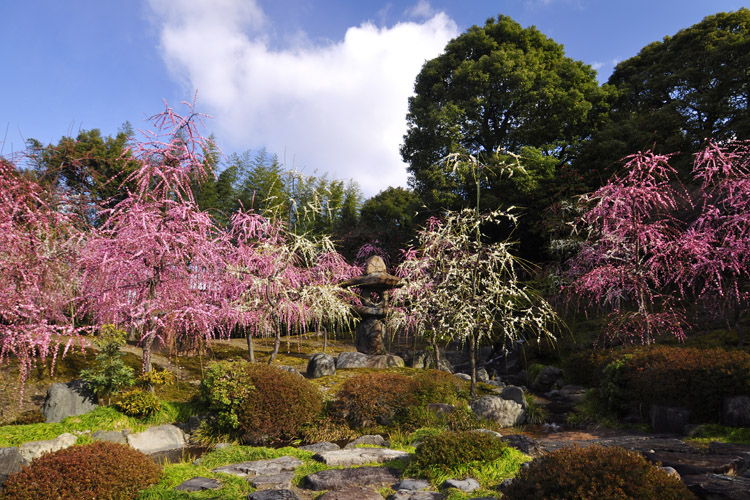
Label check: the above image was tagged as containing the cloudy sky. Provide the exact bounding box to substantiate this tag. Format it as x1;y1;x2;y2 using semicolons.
2;0;747;197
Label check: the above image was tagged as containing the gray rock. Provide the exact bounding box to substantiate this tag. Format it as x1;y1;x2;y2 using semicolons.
345;434;388;449
336;352;404;369
425;403;455;415
497;478;515;492
559;385;587;402
175;476;222;491
92;430;127;444
307;353;336;378
276;365;304;377
213;456;304;477
248;471;295;490
19;432;77;463
470;396;526;427
248;489;302;500
650;405;691;434
320;487;385;500
441;478;480;492
500;385;527;409
299;441;340;452
723;395;750;427
532;366;563;392
410;351;431;369
681;473;750;499
389;491;443;500
476;367;490;383
303;466;400;490
454;373;471;381
394;479;431;491
313;448;409;466
126;424;186;454
0;447;26;488
660;466;680;479
41;380;98;423
472;429;503;439
501;434;542;457
437;358;454;373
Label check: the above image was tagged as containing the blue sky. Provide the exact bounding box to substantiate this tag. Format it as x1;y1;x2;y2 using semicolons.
2;0;747;197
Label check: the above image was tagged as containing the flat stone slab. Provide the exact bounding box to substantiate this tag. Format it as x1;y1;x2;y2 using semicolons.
394;479;431;491
248;489;303;500
248;471;295;490
313;448;409;466
174;476;222;491
303;466;400;491
345;435;389;449
319;486;384;500
441;478;480;492
389;491;444;500
682;473;750;500
213;456;304;477
126;424;185;454
646;450;747;476
92;430;127;445
336;352;405;369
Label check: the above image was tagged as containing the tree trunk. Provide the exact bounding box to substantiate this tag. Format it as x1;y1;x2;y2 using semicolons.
268;329;281;365
430;330;441;369
142;334;155;393
733;304;744;347
246;333;255;363
469;334;477;398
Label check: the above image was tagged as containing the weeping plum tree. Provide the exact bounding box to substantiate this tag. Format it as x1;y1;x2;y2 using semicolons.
671;141;750;346
393;152;559;396
79;99;235;374
566;151;689;344
0;158;84;396
225;209;357;363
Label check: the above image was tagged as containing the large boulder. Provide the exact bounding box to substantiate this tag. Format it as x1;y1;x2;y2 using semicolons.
307;353;336;378
470;396;526;427
126;424;186;454
500;385;527;410
303;466;400;491
41;379;98;423
723;395;750;427
336;352;404;369
0;447;26;488
532;366;563;392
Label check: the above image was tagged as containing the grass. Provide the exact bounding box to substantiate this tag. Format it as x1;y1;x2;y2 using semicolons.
687;424;750;445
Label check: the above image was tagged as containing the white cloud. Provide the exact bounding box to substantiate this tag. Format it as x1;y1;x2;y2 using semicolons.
405;0;436;20
147;0;458;197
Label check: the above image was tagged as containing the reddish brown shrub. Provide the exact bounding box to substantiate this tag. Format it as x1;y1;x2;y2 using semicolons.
503;445;696;500
1;441;162;500
333;372;417;428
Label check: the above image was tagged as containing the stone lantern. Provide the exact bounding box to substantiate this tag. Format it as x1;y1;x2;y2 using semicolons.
339;255;403;354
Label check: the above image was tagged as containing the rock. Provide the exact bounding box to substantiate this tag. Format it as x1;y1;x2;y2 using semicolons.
365;256;387;274
472;429;503;439
175;476;222;491
500;434;542;457
248;471;295;490
660;466;680;479
476;367;490;383
0;447;26;488
441;478;480;492
532;366;563;392
248;489;302;500
497;478;515;492
426;403;455;415
320;487;385;500
394;479;431;491
299;441;340;452
650;405;691;434
18;432;77;463
307;353;336;378
126;424;186;454
345;435;388;449
303;466;400;490
454;373;471;381
313;448;410;467
724;395;750;427
559;385;587;402
389;491;443;500
410;351;431;369
500;386;527;409
336;352;404;369
92;430;127;444
41;379;98;423
470;396;526;427
276;365;304;377
682;473;750;500
437;358;454;373
213;456;304;477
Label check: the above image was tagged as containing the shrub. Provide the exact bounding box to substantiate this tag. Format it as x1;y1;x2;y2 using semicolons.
201;360;323;443
79;325;135;405
502;445;696;499
562;348;631;387
333;372;417;428
414;430;508;471
600;346;750;422
1;441;162;500
116;388;162;418
411;369;467;404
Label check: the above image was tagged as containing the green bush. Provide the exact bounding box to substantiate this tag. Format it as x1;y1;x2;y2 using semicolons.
115;388;162;418
79;325;135;405
201;361;322;443
562;348;631;387
333;372;417;428
1;441;162;500
414;430;509;471
502;445;696;499
411;369;467;404
600;346;750;422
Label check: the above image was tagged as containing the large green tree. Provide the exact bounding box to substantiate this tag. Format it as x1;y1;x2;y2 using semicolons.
401;15;606;214
577;9;750;179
